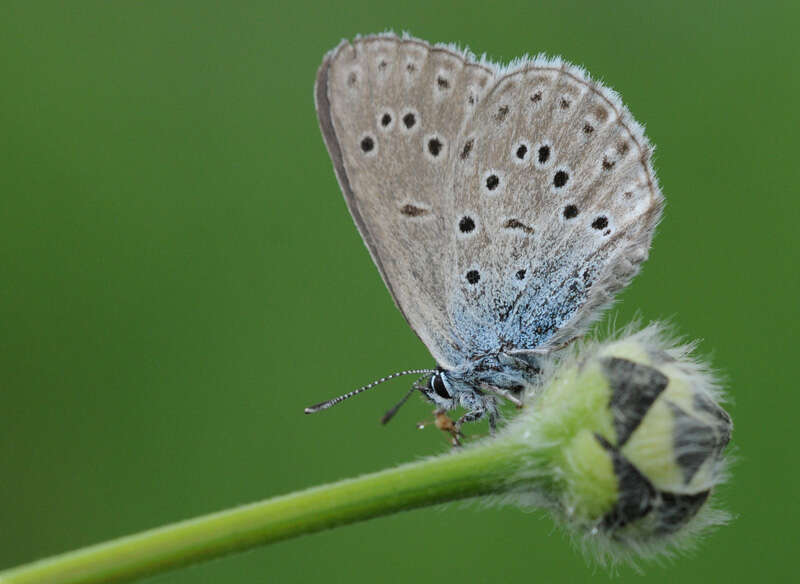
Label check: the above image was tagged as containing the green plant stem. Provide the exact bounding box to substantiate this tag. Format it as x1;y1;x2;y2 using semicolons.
0;440;544;584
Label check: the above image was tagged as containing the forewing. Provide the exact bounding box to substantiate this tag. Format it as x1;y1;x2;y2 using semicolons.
315;35;495;368
448;59;664;358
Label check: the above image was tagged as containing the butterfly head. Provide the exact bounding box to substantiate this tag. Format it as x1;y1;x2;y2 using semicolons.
420;369;456;409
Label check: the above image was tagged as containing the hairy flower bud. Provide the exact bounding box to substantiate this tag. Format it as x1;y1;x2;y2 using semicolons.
500;325;732;563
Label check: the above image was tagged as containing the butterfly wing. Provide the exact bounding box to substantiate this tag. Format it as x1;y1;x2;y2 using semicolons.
315;35;496;368
448;59;663;358
316;34;663;366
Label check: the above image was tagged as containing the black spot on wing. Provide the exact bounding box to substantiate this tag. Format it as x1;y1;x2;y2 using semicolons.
537;145;550;163
459;216;476;233
360;136;374;152
553;170;569;188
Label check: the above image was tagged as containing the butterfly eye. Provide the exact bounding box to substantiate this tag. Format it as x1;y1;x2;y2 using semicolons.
431;375;450;399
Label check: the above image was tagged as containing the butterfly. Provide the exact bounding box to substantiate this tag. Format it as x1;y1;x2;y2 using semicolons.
307;33;663;433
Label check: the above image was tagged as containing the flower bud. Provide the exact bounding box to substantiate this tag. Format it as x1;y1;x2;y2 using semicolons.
504;325;732;562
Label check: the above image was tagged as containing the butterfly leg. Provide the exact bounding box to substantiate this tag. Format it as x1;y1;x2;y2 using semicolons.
488;410;498;435
479;383;523;408
454;408;486;435
432;409;462;447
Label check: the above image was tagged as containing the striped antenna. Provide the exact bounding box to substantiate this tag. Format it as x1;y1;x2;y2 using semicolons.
304;369;436;414
380;384;420;425
381;372;432;425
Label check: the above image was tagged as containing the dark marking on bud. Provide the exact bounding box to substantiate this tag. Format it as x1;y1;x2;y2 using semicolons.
602;357;669;446
596;434;656;530
693;392;733;453
655;490;711;534
437;76;450;89
669;401;718;485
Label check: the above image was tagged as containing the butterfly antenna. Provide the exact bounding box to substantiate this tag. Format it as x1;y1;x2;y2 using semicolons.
380;374;428;425
304;369;435;414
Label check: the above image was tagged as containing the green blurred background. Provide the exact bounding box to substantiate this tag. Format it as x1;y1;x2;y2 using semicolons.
1;1;797;582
